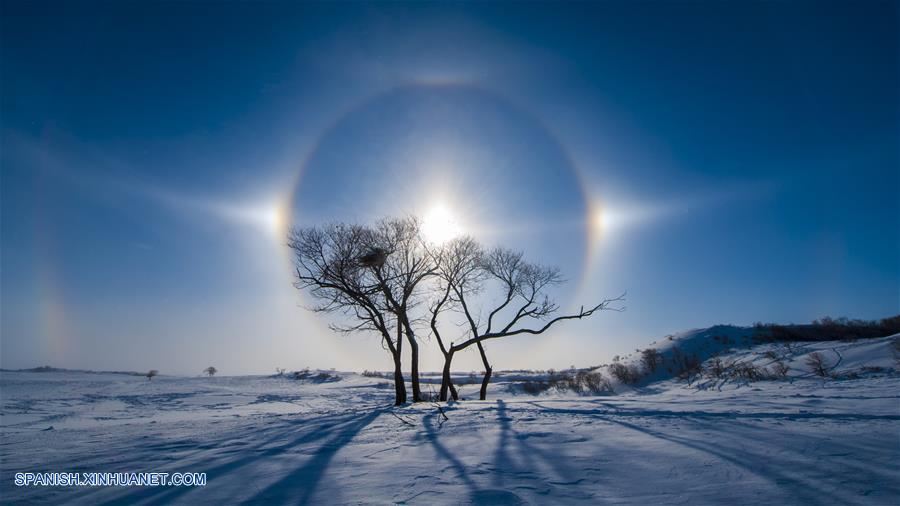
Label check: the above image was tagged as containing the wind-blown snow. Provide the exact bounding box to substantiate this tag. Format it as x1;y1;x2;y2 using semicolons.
2;332;898;505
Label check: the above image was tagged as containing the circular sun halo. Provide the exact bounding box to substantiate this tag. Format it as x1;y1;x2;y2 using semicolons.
422;204;462;244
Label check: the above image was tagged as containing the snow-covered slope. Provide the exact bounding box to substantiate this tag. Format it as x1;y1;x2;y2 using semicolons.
2;333;898;505
589;327;899;393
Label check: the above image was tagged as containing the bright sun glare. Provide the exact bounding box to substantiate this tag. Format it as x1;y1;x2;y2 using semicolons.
422;204;462;244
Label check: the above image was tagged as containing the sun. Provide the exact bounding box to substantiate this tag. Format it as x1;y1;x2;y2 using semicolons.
421;203;462;244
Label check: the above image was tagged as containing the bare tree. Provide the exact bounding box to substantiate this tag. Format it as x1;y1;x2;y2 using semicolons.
289;218;621;404
428;237;482;401
289;219;439;405
432;237;624;401
289;223;408;405
146;370;158;381
365;217;438;403
204;366;217;377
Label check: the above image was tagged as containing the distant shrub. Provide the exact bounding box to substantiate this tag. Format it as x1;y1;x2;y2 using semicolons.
755;315;900;343
609;361;641;385
521;369;613;395
522;380;551;395
707;334;733;345
204;366;217;377
731;361;768;382
671;346;701;382
545;369;561;388
705;357;728;379
805;352;831;377
292;368;341;383
771;361;790;379
146;370;158;381
640;349;662;374
580;371;613;393
564;373;582;393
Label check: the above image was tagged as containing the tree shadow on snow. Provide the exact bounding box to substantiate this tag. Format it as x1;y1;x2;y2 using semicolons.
522;401;899;504
416;399;592;505
87;405;389;506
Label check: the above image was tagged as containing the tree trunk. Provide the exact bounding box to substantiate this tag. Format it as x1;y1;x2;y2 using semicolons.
440;351;454;401
392;350;407;406
448;376;458;401
392;325;406;406
479;367;492;401
402;320;422;402
477;342;492;401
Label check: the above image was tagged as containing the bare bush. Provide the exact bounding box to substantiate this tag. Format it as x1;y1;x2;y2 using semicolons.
564;373;583;393
522;380;551;395
580;371;613;393
805;352;831;377
705;357;728;379
671;346;701;381
640;348;662;374
609;360;641;385
546;370;566;390
523;370;612;395
731;361;768;382
292;369;341;383
146;370;158;381
771;360;790;379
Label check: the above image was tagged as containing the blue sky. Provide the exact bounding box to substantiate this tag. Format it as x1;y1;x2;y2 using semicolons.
1;1;897;374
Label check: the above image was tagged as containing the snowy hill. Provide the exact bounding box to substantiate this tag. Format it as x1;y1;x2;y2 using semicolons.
1;328;898;504
600;325;900;391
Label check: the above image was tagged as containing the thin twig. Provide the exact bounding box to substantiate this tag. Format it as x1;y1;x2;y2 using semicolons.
428;385;449;428
389;411;416;427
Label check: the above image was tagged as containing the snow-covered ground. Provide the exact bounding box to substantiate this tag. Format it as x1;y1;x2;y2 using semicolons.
2;332;899;505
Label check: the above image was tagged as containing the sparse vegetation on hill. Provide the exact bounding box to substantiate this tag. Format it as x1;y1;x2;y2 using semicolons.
609;359;641;385
753;316;900;343
290;368;342;383
526;318;900;395
0;366;146;376
521;369;613;395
